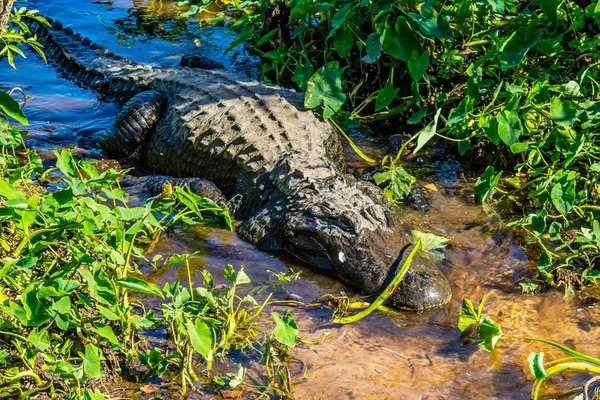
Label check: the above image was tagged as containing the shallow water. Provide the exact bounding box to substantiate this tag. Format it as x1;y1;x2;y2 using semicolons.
2;1;600;399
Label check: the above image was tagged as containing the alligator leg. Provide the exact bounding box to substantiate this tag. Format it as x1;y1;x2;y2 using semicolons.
120;176;226;205
97;91;168;158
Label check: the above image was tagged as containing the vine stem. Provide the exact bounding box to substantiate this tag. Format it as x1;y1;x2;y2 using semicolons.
330;118;377;164
332;238;422;324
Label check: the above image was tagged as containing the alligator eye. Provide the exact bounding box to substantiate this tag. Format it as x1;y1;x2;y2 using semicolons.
338;212;359;234
364;204;391;227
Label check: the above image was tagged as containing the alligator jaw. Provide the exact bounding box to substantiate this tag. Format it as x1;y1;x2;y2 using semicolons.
283;208;452;311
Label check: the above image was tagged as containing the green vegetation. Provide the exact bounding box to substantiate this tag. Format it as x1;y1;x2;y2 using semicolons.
0;109;300;399
0;7;301;399
459;295;600;399
180;0;600;290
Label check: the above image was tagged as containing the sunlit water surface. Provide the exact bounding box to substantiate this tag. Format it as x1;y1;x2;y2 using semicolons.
2;1;599;399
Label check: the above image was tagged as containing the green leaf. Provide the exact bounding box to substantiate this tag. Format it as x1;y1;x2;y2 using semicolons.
447;96;474;127
382;17;418;62
54;150;77;179
457;298;479;332
497;110;522;146
527;352;547;379
509;142;531;154
531;215;546;236
536;38;563;54
331;4;351;30
185;318;213;360
272;309;298;348
364;32;383;63
80;344;104;378
408;5;453;40
304;61;346;119
92;323;120;347
0;91;28;125
413;108;442;153
474;165;503;203
293;61;313;91
375;84;399;112
334;25;353;57
477;316;503;352
520;280;540;293
374;166;416;203
458;140;471;156
256;28;278;47
0;180;24;200
51;296;71;314
113;206;146;221
223;26;254;55
536;0;559;20
498;26;542;69
550;181;574;215
550;98;576;128
82;389;107;400
222;264;236;283
116;277;164;299
235;267;251;285
407;51;430;82
28;328;50;351
486;0;504;12
411;230;449;253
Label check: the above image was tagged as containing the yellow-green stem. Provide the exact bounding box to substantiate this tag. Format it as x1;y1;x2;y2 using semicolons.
332;238;422;324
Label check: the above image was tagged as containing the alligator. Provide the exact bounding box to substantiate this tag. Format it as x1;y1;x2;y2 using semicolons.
27;18;452;311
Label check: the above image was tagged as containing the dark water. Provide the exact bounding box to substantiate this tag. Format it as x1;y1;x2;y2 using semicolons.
2;1;599;399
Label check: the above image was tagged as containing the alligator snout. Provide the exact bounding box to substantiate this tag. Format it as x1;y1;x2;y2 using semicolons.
284;211;452;311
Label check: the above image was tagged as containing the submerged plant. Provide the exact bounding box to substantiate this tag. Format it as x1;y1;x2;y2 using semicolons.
458;295;600;399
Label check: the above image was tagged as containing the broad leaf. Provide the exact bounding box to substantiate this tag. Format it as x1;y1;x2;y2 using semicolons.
305;61;346;119
272;309;298;348
407;51;430;82
497;110;522;146
457;298;479;332
334;25;353;57
186;318;213;360
364;32;383;63
474;165;503;203
0;91;28;125
116;277;164;299
375;84;399;111
413;108;442;153
499;26;542;69
550;98;576;128
383;17;418;62
80;344;104;378
408;5;453;40
477;316;503;352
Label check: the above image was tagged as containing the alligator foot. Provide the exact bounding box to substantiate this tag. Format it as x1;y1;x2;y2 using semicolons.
97;91;168;158
120;176;226;205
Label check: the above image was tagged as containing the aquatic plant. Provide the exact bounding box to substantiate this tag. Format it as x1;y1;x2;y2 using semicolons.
459;295;600;399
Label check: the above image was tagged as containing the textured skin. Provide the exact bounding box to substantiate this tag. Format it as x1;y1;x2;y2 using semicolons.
30;19;452;310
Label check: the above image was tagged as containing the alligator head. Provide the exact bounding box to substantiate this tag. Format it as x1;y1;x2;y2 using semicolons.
280;178;452;311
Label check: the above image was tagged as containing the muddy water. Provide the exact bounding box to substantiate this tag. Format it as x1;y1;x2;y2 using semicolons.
2;1;599;399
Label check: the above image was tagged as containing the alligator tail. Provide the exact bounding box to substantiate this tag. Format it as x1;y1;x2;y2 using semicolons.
27;18;141;102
